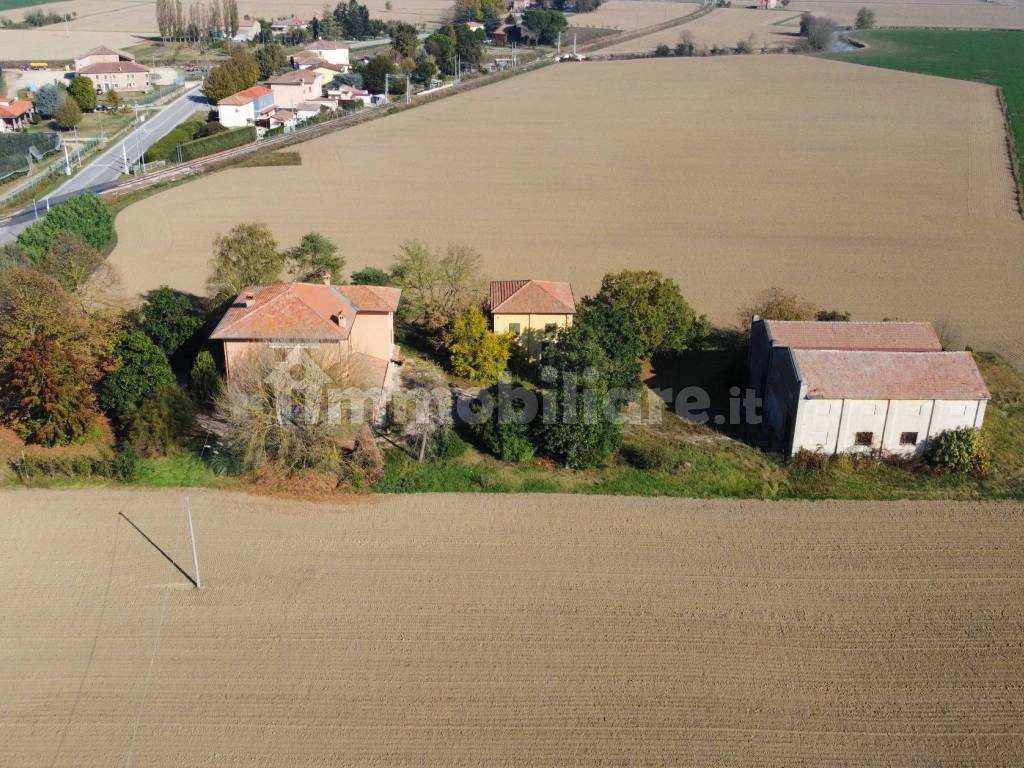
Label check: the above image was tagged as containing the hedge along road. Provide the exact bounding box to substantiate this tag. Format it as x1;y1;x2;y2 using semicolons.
0;83;206;247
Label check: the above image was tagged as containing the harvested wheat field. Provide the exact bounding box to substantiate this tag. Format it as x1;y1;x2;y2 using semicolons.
112;56;1024;366
567;0;700;30
1;488;1022;766
786;0;1024;29
0;0;450;61
598;7;802;51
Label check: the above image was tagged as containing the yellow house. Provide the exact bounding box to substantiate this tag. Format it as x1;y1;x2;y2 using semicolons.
489;280;576;357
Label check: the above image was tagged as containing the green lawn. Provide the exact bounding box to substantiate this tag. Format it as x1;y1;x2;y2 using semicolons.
377;352;1024;500
833;29;1024;207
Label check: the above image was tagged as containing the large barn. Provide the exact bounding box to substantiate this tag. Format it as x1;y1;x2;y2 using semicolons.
748;319;990;456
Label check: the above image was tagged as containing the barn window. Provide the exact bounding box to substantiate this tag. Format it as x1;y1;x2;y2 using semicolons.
854;431;874;447
544;323;558;335
508;323;521;335
900;431;918;446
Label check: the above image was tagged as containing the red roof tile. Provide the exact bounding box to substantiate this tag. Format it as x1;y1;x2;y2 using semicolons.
77;61;149;75
210;283;400;341
336;285;401;312
489;280;575;314
792;350;990;401
218;84;272;106
766;320;942;352
267;70;320;85
0;98;32;118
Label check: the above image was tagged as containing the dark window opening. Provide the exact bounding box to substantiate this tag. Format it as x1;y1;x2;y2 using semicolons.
900;431;918;446
854;431;874;447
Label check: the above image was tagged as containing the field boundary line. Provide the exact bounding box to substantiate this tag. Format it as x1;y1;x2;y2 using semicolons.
581;0;716;53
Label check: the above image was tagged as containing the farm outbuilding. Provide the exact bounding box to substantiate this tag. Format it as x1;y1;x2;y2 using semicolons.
748;319;989;456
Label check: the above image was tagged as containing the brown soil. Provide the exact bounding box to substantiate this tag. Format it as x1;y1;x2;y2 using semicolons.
111;57;1024;367
1;488;1022;766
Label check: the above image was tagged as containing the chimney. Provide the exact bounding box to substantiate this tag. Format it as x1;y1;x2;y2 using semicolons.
322;270;332;285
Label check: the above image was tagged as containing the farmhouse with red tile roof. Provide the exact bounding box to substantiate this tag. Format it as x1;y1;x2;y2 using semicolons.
489;280;575;357
210;280;402;401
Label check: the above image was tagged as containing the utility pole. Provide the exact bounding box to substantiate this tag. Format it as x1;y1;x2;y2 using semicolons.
32;199;39;220
185;497;202;589
122;141;129;174
557;30;561;56
63;143;71;176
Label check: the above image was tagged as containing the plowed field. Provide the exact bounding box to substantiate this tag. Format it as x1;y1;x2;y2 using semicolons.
1;488;1022;766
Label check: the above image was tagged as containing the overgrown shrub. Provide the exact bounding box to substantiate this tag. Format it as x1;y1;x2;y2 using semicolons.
144;119;205;163
15;192;114;261
430;427;468;460
100;330;175;420
189;350;222;406
625;442;681;471
178;126;256;162
929;427;992;476
471;390;536;463
127;383;196;458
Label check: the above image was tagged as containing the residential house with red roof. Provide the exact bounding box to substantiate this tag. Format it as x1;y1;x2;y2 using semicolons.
489;279;575;357
74;45;150;92
0;97;34;132
217;84;275;128
267;69;324;108
209;279;402;405
750;319;989;456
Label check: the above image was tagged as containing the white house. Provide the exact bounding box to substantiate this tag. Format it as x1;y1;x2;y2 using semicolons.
301;40;350;68
763;348;989;457
327;83;372;105
216;84;274;127
233;18;261;41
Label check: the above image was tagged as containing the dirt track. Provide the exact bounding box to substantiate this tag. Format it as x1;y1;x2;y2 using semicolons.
111;56;1024;367
2;488;1022;766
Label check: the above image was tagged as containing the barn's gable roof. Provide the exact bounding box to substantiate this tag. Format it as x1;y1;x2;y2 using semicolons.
792;350;990;401
765;320;942;352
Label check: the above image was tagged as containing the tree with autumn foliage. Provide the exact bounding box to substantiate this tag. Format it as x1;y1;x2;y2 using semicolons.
0;268;116;445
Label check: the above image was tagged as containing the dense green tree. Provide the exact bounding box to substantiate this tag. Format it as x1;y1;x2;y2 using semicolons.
100;329;175;419
54;96;82;130
189;349;222;406
453;22;483;65
854;6;875;29
67;75;97;112
389;21;419;58
449;307;512;382
138;286;203;356
537;368;621;469
350;266;393;285
575;270;709;390
255;42;288;78
206;222;284;300
425;27;457;74
201;47;260;103
521;9;567;45
412;58;438;84
15;192;114;263
471;387;535;462
37;232;103;292
359;53;398;94
34;83;63;118
285;232;344;282
0;268;116;445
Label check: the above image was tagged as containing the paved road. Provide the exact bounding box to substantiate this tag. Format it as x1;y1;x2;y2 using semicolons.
0;83;207;246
